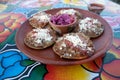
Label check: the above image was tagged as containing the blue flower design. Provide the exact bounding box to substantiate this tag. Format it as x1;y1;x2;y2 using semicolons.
12;7;39;17
0;49;28;80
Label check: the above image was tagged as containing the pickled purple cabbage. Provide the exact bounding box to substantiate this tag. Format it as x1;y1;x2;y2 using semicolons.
50;14;74;25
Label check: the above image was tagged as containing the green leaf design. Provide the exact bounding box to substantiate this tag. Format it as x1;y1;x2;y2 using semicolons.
103;52;117;64
20;59;36;67
21;64;47;80
0;30;16;49
38;6;52;11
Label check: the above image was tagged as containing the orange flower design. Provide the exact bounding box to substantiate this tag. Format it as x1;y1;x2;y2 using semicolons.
100;37;120;80
44;57;103;80
44;37;120;80
0;13;26;43
45;64;96;80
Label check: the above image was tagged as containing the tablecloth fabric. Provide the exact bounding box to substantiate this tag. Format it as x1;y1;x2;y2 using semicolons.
0;0;120;80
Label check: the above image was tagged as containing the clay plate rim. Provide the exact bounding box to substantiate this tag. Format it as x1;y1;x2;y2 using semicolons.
15;8;113;65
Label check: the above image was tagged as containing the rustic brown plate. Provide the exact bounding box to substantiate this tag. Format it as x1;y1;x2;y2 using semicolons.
15;8;113;65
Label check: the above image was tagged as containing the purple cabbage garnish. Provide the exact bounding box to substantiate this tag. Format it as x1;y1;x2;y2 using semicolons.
50;14;74;25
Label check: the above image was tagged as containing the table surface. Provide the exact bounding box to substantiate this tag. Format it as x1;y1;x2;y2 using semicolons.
0;0;120;80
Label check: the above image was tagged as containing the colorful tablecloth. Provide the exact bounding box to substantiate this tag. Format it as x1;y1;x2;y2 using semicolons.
0;0;120;80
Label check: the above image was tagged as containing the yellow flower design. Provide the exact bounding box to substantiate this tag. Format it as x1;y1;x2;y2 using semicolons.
0;4;7;12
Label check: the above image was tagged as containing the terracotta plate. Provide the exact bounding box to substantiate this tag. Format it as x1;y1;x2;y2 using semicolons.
15;8;113;65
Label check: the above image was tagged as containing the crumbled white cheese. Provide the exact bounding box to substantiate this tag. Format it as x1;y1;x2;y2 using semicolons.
87;47;92;51
61;42;66;47
60;9;76;15
57;33;94;55
32;29;52;44
33;14;49;22
79;17;101;34
59;47;62;50
93;19;98;24
62;53;72;58
64;34;87;48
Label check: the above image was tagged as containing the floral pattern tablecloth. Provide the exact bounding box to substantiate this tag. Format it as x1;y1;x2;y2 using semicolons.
0;0;120;80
